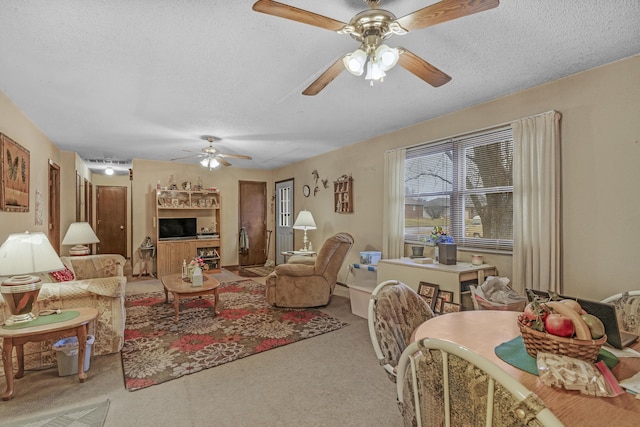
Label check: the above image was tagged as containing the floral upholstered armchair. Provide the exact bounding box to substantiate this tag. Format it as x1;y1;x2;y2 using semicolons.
0;254;127;374
265;233;353;308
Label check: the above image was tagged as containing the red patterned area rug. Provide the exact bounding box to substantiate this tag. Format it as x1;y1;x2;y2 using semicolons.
121;279;347;391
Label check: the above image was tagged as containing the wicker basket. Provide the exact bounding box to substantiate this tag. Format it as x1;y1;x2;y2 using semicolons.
517;318;606;362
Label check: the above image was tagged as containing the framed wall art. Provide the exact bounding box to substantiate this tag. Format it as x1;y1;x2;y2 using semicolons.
418;282;439;310
434;290;454;314
1;133;30;212
442;302;461;314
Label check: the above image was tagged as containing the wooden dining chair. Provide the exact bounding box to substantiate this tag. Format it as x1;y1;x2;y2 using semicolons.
601;290;640;336
367;280;435;382
396;338;565;427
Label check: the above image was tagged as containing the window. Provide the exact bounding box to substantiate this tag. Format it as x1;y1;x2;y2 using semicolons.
404;127;513;251
278;186;291;227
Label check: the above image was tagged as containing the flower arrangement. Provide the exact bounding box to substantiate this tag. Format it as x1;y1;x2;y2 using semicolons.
190;257;208;270
423;226;454;245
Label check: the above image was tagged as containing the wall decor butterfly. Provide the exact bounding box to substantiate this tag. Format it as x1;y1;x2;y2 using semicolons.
1;133;30;212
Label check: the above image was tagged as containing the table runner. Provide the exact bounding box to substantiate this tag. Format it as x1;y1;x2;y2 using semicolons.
494;335;618;375
2;310;79;330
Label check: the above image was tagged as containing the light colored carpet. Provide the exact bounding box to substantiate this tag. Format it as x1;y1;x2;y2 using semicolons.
0;270;402;427
0;399;109;427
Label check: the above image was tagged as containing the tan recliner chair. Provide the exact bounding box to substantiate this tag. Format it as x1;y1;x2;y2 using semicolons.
265;232;354;308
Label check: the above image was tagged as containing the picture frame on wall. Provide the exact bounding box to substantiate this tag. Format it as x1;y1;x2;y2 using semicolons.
418;282;439;310
1;133;30;212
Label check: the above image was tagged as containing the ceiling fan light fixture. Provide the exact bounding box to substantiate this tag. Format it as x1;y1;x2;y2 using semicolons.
200;157;220;170
105;166;114;175
375;44;399;71
343;48;367;76
365;60;386;82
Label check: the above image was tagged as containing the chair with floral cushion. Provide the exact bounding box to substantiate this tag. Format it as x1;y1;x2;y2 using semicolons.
367;280;435;382
397;338;564;427
601;291;640;336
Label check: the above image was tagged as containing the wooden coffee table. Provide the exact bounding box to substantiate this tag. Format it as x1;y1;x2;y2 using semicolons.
161;273;220;323
0;307;98;400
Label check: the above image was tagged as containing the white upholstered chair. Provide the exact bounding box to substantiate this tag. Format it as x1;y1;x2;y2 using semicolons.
397;338;564;427
367;280;435;382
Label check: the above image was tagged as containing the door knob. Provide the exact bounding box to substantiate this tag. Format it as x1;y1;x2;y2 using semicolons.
120;225;124;230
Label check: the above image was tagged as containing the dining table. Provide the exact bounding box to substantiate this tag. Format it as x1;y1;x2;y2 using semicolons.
411;310;640;426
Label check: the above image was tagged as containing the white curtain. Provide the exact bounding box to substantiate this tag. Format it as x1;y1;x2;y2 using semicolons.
512;111;562;293
383;148;406;259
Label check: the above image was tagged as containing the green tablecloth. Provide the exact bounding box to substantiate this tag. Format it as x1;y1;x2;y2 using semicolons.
2;310;80;330
494;335;618;375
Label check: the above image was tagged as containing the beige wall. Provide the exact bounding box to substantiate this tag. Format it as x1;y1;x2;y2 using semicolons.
129;159;273;274
2;55;638;301
0;91;64;245
273;55;640;301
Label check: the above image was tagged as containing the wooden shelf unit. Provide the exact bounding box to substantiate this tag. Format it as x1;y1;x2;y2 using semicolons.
334;176;353;213
155;189;221;276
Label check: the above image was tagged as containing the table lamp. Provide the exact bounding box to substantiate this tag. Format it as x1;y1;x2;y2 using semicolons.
0;231;64;324
293;210;316;252
62;222;100;256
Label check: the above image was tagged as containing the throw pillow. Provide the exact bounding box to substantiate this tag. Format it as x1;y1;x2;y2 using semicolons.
50;266;75;282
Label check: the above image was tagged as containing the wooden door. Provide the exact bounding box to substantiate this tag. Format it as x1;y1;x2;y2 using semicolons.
275;179;294;264
96;186;127;257
238;181;267;267
48;161;61;254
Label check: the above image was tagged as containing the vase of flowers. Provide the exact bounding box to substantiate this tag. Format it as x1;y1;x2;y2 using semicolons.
424;226;453;263
186;257;206;281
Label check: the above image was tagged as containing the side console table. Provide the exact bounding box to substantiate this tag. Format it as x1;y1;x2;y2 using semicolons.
377;258;497;305
1;307;98;400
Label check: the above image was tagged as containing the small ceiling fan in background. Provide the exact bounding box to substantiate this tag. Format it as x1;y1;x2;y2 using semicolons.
171;135;252;169
252;0;499;95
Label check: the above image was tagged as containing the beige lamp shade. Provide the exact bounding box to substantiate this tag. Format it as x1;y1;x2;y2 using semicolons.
0;231;64;324
62;222;100;255
293;210;316;252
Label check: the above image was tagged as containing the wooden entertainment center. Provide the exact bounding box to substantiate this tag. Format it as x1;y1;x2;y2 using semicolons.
155;189;222;276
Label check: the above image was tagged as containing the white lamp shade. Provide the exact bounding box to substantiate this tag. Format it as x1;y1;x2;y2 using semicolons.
62;222;100;245
0;231;64;276
375;44;399;71
201;157;220;169
343;49;367;76
293;210;316;230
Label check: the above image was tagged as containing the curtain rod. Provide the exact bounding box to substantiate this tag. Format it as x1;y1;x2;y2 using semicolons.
387;109;560;153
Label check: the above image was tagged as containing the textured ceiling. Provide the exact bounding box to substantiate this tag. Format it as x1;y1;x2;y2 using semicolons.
1;1;639;173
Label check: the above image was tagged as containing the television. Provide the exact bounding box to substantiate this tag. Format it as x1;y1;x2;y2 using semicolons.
158;218;197;240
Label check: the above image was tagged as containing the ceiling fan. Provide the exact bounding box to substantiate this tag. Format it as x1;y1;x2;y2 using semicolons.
171;136;252;169
252;0;499;95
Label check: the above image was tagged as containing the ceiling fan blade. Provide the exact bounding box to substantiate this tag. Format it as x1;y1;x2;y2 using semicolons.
218;153;252;160
217;157;232;167
395;0;499;32
252;0;346;32
397;48;452;87
302;57;345;96
170;153;204;161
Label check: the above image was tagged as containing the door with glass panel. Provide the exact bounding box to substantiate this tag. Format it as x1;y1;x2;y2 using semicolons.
275;179;294;265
